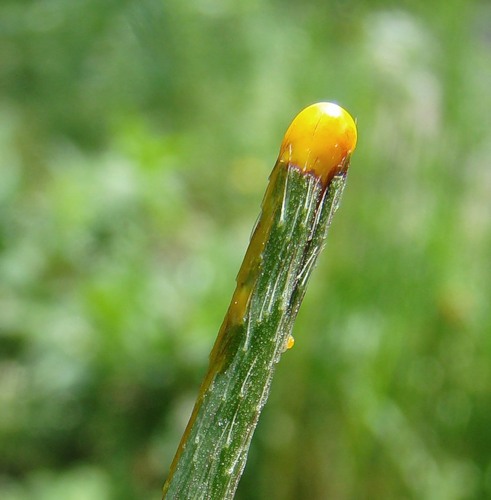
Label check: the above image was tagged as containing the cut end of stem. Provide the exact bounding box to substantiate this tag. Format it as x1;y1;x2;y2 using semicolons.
279;102;357;185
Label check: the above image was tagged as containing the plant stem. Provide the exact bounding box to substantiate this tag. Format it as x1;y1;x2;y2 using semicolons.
163;102;357;499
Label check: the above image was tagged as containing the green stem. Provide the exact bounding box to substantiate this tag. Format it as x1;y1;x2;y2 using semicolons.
162;161;348;499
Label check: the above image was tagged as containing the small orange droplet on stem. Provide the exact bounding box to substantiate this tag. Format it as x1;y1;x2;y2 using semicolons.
278;102;357;186
286;335;295;350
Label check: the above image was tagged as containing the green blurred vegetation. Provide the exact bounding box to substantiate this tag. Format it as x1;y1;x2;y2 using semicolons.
1;0;491;498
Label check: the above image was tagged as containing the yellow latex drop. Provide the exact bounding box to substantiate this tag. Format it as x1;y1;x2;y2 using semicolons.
286;335;295;350
279;102;357;186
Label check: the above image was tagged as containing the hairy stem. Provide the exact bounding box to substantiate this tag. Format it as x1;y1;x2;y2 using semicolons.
163;102;357;499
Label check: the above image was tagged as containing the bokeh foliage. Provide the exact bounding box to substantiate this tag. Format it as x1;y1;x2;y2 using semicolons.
1;0;491;498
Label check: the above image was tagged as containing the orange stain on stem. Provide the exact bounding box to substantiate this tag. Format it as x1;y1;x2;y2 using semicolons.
279;102;357;186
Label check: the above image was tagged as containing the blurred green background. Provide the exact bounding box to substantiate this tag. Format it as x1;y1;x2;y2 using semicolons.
1;0;491;498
